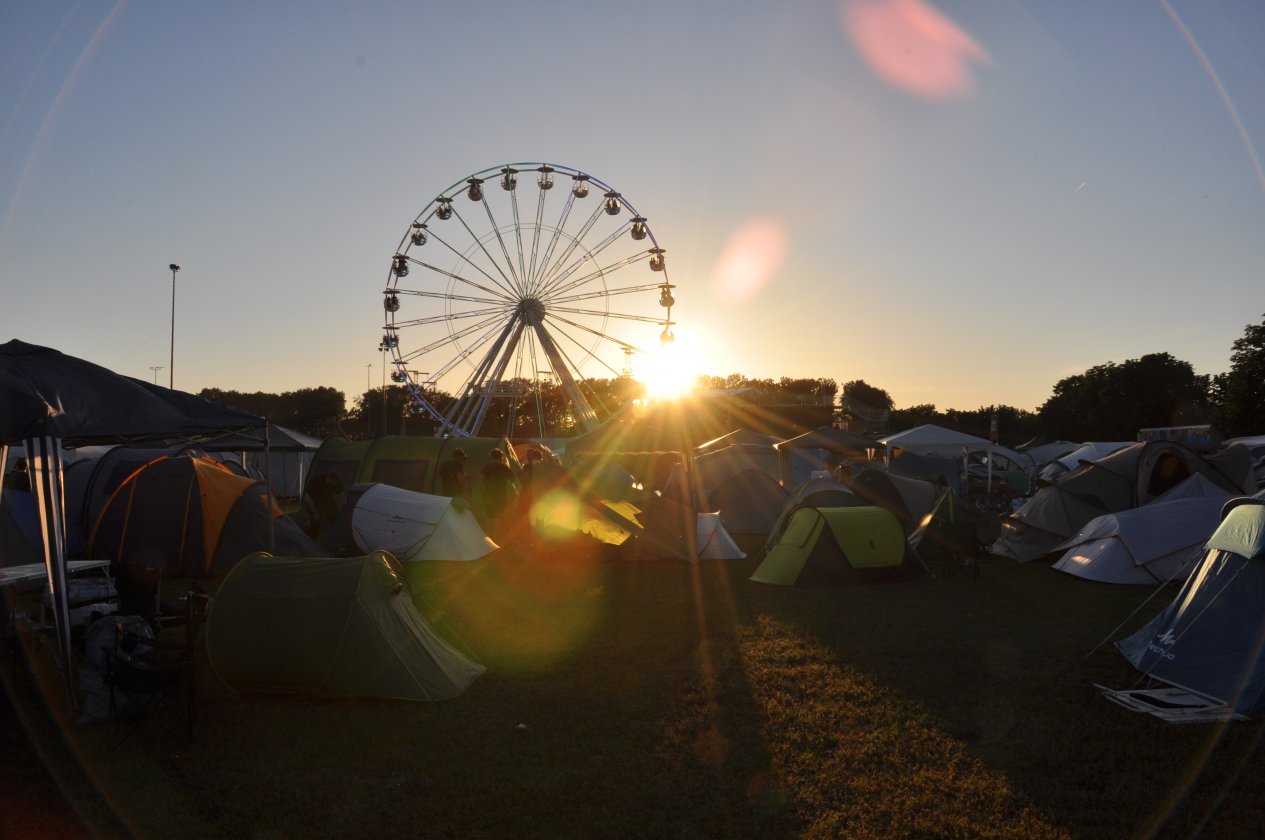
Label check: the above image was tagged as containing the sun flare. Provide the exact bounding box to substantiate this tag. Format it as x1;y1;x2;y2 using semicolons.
637;332;706;401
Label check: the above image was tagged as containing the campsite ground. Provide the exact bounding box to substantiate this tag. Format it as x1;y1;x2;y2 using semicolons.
5;541;1264;839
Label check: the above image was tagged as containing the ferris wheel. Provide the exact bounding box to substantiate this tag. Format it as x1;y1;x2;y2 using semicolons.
381;162;677;438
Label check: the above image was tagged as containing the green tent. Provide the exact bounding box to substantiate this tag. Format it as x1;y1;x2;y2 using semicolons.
751;506;905;586
206;551;485;702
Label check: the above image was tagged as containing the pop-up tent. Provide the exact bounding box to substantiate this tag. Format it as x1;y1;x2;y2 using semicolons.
88;454;323;577
206;551;485;702
1049;477;1232;584
994;441;1253;562
762;476;864;556
324;483;497;562
751;506;905;585
1114;498;1265;719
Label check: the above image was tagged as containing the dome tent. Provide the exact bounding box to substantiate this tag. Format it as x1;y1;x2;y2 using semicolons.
88;454;322;577
751;506;905;586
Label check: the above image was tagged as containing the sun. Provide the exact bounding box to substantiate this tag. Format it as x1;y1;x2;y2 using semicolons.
637;330;707;401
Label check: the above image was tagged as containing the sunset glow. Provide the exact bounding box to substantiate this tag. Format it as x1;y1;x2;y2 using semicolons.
637;331;707;401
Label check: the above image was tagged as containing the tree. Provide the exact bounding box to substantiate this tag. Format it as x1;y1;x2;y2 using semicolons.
199;387;345;438
1211;313;1265;437
840;380;894;410
1038;352;1209;441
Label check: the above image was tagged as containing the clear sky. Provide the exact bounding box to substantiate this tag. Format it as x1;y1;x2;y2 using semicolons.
3;1;1263;414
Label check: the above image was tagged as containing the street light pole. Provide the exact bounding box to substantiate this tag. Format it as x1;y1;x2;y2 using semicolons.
149;365;164;385
168;263;181;389
365;363;372;439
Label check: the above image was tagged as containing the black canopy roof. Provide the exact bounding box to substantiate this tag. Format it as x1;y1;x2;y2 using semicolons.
1;339;266;446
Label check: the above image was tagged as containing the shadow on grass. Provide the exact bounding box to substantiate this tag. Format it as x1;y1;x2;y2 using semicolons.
747;555;1265;839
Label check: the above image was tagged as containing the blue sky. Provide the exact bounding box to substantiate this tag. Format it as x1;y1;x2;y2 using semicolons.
3;1;1263;414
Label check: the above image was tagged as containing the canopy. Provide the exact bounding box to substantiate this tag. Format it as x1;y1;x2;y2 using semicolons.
1;339;264;446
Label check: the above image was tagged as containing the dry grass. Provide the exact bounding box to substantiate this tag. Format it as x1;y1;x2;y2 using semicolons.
5;540;1264;839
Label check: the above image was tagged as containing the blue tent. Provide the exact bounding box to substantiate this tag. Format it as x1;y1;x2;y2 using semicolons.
1117;497;1265;717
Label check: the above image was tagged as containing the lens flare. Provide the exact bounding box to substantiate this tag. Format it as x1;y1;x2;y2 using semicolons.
840;0;993;100
711;217;789;304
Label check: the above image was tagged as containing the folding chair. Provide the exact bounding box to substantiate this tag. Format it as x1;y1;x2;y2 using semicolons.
100;587;211;746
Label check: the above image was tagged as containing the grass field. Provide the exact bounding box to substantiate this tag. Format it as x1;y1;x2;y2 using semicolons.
4;539;1264;839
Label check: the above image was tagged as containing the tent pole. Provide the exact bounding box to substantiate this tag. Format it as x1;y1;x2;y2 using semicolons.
0;444;8;564
265;426;275;553
30;436;77;712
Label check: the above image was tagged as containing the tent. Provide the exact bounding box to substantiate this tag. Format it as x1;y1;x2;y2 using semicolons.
1;339;267;705
324;483;497;562
763;476;864;556
706;469;787;536
879;424;1030;472
751;506;905;585
1049;496;1228;584
206;552;485;702
694;444;781;495
1115;498;1265;718
696;429;781;453
886;450;966;494
1036;441;1133;483
696;512;746;559
309;434;520;498
993;441;1254;562
850;469;936;531
88;454;323;577
775;426;879;487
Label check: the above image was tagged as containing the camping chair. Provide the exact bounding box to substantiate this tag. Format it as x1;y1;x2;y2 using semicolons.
937;521;982;580
114;564;188;631
100;587;210;746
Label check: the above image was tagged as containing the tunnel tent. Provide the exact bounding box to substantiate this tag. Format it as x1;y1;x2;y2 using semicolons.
323;482;497;562
206;551;485;702
751;506;905;586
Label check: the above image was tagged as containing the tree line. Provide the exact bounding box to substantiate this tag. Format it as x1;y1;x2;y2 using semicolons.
198;313;1265;444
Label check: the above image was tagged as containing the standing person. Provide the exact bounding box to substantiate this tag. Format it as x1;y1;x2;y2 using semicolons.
516;449;545;541
302;471;343;540
437;447;470;499
480;448;516;539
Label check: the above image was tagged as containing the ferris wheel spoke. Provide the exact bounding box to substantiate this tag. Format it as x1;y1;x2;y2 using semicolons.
539;319;624;420
390;305;512;329
530;320;602;431
535;224;634;298
510;184;528;290
546;306;670;325
545;313;645;358
527;184;553;295
540;252;653;301
395;287;508;307
477;194;526;294
426;225;521;300
406;253;517;303
534;201;606;296
396;312;510;364
547;282;667;305
446;200;523;297
530;188;580;294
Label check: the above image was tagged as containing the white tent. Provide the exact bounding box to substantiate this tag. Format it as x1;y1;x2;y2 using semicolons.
879;424;1030;471
346;483;497;562
696;512;746;559
1037;441;1133;483
1050;495;1228;584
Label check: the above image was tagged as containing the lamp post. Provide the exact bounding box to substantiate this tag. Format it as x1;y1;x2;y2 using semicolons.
149;365;164;385
365;363;372;439
168;263;180;389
